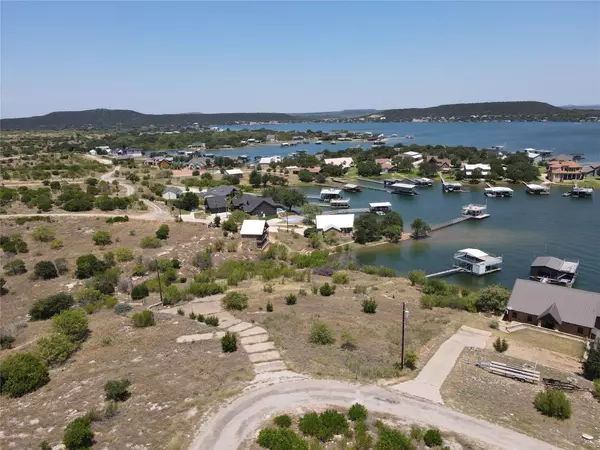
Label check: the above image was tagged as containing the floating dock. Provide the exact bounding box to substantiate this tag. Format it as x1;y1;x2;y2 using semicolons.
439;173;464;193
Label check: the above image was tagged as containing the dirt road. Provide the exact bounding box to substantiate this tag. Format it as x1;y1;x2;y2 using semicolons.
190;379;558;450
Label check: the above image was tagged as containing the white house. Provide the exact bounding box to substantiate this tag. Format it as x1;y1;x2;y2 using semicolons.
462;163;491;177
402;151;423;161
240;220;269;249
259;156;282;165
315;214;355;234
162;186;183;200
323;157;354;168
526;150;542;164
225;168;244;176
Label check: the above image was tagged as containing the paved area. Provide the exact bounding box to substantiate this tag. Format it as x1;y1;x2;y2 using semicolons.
190;379;558;450
392;326;491;404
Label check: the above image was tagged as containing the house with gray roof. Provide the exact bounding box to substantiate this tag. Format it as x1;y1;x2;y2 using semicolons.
506;279;600;339
206;185;239;198
530;256;579;287
231;194;282;217
186;157;210;169
162;186;183;200
205;196;228;214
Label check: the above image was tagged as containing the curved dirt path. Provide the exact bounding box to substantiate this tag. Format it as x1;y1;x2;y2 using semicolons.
190;379;558;450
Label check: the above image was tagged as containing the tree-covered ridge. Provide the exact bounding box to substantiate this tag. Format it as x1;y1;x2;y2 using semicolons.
0;109;298;131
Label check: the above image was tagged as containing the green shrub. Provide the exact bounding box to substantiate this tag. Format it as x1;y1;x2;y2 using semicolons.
298;412;321;439
30;293;74;320
131;284;149;300
354;420;373;450
50;239;64;250
489;320;499;330
1;333;15;350
264;284;274;293
407;270;427;286
115;248;134;262
309;322;334;345
493;337;509;353
54;258;69;275
132;264;147;276
189;311;197;320
75;254;106;279
140;236;162;248
63;417;94;450
155;224;170;240
593;379;600;399
534;390;572;420
0;353;49;397
583;343;600;380
53;309;89;343
332;272;349;285
177;308;184;315
163;285;183;305
222;291;248;310
299;288;307;296
214;239;225;252
266;301;273;312
197;314;205;322
39;440;52;450
353;285;367;294
132;310;155;328
340;332;357;351
34;333;77;366
221;331;237;353
361;265;396;277
257;427;308;450
409;426;424;441
274;414;292;428
32;225;56;242
285;294;297;305
423;429;443;447
319;283;335;296
92;230;112;246
187;281;225;297
475;285;510;314
404;350;419;370
298;409;348;442
34;260;59;280
114;303;132;314
205;315;219;326
3;259;26;276
291;251;328;268
361;298;377;314
104;379;131;401
348;403;368;421
374;424;413;450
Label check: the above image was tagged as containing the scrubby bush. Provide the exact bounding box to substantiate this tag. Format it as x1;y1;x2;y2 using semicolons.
32;225;56;242
475;285;510;314
493;337;509;353
0;353;49;397
219;292;248;311
361;298;377;314
489;320;499;329
1;333;15;350
50;239;64;249
114;303;132;314
266;301;273;312
274;414;292;428
374;424;412;450
75;254;106;279
309;322;334;345
285;294;297;305
534;390;571;419
593;379;600;399
423;429;443;447
132;310;155;327
30;293;74;320
348;403;368;421
354;420;373;450
155;224;170;240
140;236;162;248
187;282;224;297
34;260;59;280
205;315;219;326
361;265;396;277
104;379;131;401
408;270;427;286
193;249;213;270
63;417;94;450
353;285;367;294
332;272;349;284
54;258;69;275
299;409;348;442
404;350;419;370
115;248;134;262
214;239;225;252
132;264;147;276
312;265;335;277
256;428;308;450
221;332;237;353
264;284;274;293
292;251;328;269
340;332;357;351
34;333;77;366
409;426;424;441
163;285;182;305
189;311;197;320
3;259;26;276
92;230;112;246
583;342;600;380
131;284;149;300
53;309;89;343
319;283;335;296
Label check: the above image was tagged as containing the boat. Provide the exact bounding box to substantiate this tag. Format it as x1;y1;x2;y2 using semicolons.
329;198;350;209
280;142;290;147
408;177;433;187
453;248;503;276
315;141;322;145
342;183;362;193
390;134;398;138
389;182;418;196
330;141;336;145
443;181;463;193
569;185;593;198
405;135;414;139
462;204;490;220
484;187;514;198
369;202;392;213
319;188;342;202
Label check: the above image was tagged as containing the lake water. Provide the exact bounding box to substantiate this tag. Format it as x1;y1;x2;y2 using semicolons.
213;122;600;292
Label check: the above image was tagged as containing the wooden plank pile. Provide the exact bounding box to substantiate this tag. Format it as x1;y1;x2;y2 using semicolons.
476;361;540;384
542;378;586;392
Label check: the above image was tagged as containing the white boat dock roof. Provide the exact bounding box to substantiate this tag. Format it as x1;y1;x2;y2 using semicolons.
456;248;502;264
525;183;549;191
240;220;267;236
320;188;342;195
344;183;358;189
330;198;350;204
316;214;355;231
463;204;487;211
485;187;514;193
369;202;392;208
390;182;416;189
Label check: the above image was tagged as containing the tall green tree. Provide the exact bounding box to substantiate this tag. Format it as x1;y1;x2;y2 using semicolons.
354;214;381;244
302;204;322;225
249;170;262;187
410;218;431;239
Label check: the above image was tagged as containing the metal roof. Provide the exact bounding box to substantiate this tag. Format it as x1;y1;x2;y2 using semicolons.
369;202;392;208
457;248;489;259
531;256;579;274
390;182;416;189
316;214;355;231
507;279;600;328
240;220;268;236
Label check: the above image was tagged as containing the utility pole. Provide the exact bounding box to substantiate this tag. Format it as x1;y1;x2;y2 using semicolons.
155;259;164;305
401;302;407;369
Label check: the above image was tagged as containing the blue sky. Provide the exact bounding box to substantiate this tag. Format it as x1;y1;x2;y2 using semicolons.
1;1;599;118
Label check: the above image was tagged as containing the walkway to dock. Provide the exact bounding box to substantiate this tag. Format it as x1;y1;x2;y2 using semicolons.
425;267;466;278
321;208;369;215
430;216;470;232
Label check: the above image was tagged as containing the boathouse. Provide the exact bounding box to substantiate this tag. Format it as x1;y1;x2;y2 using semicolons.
530;256;579;287
452;248;502;276
506;279;600;339
369;202;392;213
343;184;362;193
315;214;355;234
461;204;489;219
329;198;350;209
525;183;550;195
484;187;513;198
240;220;269;249
389;182;417;196
319;188;343;202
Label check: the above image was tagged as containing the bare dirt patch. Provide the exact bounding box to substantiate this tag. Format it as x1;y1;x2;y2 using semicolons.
0;310;253;449
441;348;600;450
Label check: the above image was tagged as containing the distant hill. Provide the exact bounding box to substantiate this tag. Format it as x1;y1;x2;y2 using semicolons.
294;109;379;119
377;101;569;121
562;104;600;110
0;109;298;131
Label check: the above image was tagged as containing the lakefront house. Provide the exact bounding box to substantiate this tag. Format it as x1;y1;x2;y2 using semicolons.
547;160;584;182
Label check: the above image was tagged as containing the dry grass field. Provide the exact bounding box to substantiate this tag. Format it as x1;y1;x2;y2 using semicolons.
441;348;599;450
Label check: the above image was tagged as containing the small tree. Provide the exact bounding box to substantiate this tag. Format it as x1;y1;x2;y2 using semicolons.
131;284;149;300
3;259;26;276
285;294;297;305
213;215;221;227
30;293;74;320
222;292;249;310
319;283;335;296
361;298;378;314
309;321;334;345
348;403;368;421
273;414;292;428
53;309;89;343
92;230;112;246
493;337;509;353
408;270;427;286
534;390;572;420
34;333;77;367
155;224;170;240
222;218;238;233
404;350;419;370
410;218;431;239
132;310;155;327
583;342;600;380
75;254;106;279
423;429;443;447
476;285;510;314
104;379;131;401
63;417;94;450
34;261;59;280
266;301;273;312
221;331;237;353
0;353;50;397
32;225;56;242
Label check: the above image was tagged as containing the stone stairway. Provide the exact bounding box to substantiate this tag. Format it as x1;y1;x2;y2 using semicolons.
163;295;301;382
